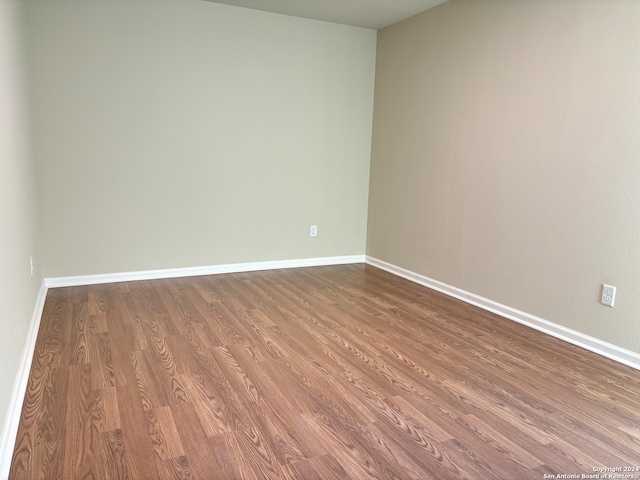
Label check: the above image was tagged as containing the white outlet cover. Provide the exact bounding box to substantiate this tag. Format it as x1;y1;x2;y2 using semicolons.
601;284;616;307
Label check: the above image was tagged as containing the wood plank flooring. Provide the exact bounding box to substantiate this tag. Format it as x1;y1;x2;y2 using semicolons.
9;264;640;479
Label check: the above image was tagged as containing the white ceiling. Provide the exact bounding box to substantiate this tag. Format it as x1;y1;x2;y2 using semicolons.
202;0;450;30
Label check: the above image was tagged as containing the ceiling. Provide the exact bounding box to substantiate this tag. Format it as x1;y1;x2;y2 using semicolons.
202;0;450;30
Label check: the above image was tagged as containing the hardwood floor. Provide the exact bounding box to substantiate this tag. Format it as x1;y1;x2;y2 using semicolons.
9;264;640;479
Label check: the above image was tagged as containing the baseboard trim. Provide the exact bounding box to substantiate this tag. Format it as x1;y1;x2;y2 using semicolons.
44;255;366;288
0;255;365;474
0;280;48;478
365;256;640;371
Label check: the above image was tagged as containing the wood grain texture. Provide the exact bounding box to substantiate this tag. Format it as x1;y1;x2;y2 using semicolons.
10;265;640;479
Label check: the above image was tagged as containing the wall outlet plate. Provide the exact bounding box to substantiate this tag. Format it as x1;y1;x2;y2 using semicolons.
601;284;616;307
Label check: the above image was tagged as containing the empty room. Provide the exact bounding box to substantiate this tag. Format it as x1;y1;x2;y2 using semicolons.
1;0;639;478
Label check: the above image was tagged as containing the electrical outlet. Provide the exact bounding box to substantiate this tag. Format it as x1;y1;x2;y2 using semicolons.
601;284;616;307
30;256;34;276
310;225;318;237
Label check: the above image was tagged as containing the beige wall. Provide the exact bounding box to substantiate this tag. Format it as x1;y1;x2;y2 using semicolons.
368;0;640;353
0;0;42;437
22;0;640;356
24;0;376;277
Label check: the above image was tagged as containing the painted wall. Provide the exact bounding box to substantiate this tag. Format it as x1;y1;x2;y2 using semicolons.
0;0;42;442
367;0;640;353
24;0;376;277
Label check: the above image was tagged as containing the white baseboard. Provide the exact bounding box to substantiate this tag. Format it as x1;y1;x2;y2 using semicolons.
365;256;640;371
10;254;635;480
0;255;365;475
45;255;366;288
0;280;48;479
